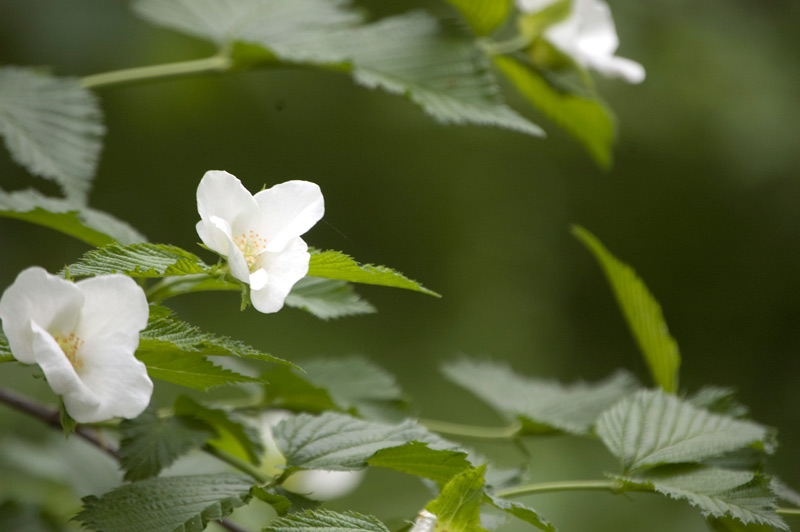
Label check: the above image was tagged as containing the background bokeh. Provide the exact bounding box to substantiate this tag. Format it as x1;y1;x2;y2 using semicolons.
1;1;799;530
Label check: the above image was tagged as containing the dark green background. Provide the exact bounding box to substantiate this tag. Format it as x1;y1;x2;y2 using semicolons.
1;1;799;530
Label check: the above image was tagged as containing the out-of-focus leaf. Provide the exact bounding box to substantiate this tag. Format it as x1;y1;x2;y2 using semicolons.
0;67;104;199
285;277;376;319
0;332;13;363
445;0;512;35
484;494;555;532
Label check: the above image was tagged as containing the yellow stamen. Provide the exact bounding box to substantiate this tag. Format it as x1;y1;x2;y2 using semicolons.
235;229;268;271
54;332;84;368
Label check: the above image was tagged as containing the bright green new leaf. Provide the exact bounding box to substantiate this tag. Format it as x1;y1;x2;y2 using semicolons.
368;442;472;486
309;250;439;296
443;359;638;435
273;412;453;472
75;474;253;532
572;225;681;392
285;277;376;319
0;188;146;246
616;466;786;530
117;410;217;481
135;350;259;391
0;67;104;200
174;396;264;465
494;56;615;168
596;390;773;473
445;0;512;35
66;243;211;278
484;494;555;532
140;305;292;366
265;510;390;532
427;466;488;532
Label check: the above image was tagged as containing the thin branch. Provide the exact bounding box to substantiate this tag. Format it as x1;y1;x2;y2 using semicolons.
202;444;271;485
80;54;232;90
496;479;620;499
778;508;800;517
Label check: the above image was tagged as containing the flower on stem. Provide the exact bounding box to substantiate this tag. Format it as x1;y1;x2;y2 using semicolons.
196;170;324;314
517;0;646;84
0;267;152;423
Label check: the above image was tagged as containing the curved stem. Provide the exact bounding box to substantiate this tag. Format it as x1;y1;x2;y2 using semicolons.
496;480;619;499
419;418;523;440
202;444;271;485
778;508;800;517
81;54;232;90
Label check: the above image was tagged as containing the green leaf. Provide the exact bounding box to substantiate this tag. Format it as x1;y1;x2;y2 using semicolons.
596;390;774;473
427;466;487;532
263;366;338;413
494;56;615;168
0;67;104;200
771;478;800;506
442;359;638;435
133;1;543;136
174;396;264;464
273;412;453;472
484;494;555;532
0;332;13;363
285;277;376;320
75;473;253;532
616;466;786;530
66;243;211;278
445;0;512;35
117;410;217;481
146;274;240;304
58;398;77;438
141;305;292;366
309;250;439;296
251;487;292;516
367;442;472;486
689;386;750;418
707;517;777;532
0;188;146;246
265;509;390;532
0;501;62;532
136;350;259;391
572;225;681;392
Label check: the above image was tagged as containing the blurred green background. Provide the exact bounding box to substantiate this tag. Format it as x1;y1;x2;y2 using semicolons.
1;1;799;530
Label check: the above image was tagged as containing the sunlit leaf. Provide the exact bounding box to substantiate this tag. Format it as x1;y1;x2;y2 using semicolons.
572;225;681;392
445;0;512;35
265;509;390;532
443;359;637;435
427;466;488;532
0;67;104;199
0;188;146;246
66;243;211;278
596;390;774;472
285;277;376;319
75;474;253;532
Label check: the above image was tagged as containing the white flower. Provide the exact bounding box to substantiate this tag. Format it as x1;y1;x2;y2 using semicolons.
196;170;324;314
0;267;152;423
518;0;645;84
258;411;365;501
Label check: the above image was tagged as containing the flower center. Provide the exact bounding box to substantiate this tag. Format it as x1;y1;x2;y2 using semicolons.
54;332;84;368
235;229;268;271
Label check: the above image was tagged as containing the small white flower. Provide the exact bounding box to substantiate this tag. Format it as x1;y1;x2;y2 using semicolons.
518;0;645;84
258;411;365;501
196;170;324;314
0;267;152;423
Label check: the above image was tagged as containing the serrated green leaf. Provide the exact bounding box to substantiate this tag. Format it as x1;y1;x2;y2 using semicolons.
136;350;259;391
690;387;750;418
367;442;472;486
274;412;453;472
263;366;338;413
427;466;487;532
146;274;241;304
285;277;376;320
75;473;253;532
771;478;800;506
141;305;292;366
484;494;555;532
616;466;786;530
0;332;13;363
251;487;292;516
0;67;104;200
309;250;439;296
265;509;390;532
596;390;773;473
66;243;211;278
443;359;637;435
174;396;264;465
133;1;542;137
118;410;217;481
572;225;681;392
0;188;146;246
445;0;511;35
494;56;614;168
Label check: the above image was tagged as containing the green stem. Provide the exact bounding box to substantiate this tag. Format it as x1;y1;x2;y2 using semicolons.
778;508;800;517
496;480;620;498
81;54;233;90
419;418;522;440
202;444;271;485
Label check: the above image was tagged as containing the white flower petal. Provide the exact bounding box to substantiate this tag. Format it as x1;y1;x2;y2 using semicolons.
30;321;101;417
211;218;253;284
283;469;366;501
249;268;269;291
197;170;257;228
0;267;83;364
586;54;645;83
75;275;149;342
254;181;324;251
249;238;310;314
196;219;233;257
